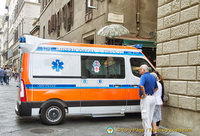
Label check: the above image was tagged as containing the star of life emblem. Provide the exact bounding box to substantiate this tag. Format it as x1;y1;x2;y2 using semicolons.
52;59;64;72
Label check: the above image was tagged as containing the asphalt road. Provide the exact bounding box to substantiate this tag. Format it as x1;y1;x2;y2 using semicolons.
0;79;186;136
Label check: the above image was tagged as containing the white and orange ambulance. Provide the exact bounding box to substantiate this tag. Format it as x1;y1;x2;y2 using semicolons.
15;35;155;125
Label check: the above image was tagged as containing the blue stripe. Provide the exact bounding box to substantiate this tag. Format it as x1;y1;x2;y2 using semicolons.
25;84;76;89
25;84;139;89
36;47;143;56
109;85;138;87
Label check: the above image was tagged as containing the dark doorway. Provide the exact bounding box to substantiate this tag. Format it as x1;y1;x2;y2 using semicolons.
83;35;94;44
142;47;156;67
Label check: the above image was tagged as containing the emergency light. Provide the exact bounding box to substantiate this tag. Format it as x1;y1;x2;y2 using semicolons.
19;37;26;43
133;44;143;49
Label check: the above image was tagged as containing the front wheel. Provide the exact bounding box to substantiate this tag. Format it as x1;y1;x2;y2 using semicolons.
40;102;65;125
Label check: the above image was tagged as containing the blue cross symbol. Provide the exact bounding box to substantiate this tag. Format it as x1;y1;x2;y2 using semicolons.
52;59;64;72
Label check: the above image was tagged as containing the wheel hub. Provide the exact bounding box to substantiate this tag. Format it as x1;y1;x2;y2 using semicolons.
46;106;62;122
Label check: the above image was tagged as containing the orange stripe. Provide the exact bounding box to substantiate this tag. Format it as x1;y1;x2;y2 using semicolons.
81;89;126;100
26;89;32;101
26;88;140;102
27;89;81;102
21;53;31;84
127;88;140;100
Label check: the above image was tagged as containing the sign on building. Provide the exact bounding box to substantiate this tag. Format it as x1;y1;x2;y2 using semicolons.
108;13;124;23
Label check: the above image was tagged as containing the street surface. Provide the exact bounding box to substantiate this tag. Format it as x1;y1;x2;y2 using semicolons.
0;79;186;136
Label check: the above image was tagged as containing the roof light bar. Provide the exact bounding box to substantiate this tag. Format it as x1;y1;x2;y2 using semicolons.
133;44;143;49
19;37;26;43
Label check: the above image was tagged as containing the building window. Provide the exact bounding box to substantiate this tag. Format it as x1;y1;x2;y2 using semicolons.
43;26;45;38
13;49;19;57
67;0;74;32
62;4;67;29
18;23;22;38
81;56;125;78
42;0;50;10
57;10;61;37
85;0;93;22
13;0;24;21
48;20;51;34
48;14;56;34
14;27;19;42
61;0;74;32
83;35;94;44
46;0;74;36
42;0;46;10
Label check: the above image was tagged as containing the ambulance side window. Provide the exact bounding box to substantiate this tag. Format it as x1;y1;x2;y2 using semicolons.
81;56;125;78
130;58;154;78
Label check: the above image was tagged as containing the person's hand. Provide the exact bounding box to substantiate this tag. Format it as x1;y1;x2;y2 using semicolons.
141;94;146;99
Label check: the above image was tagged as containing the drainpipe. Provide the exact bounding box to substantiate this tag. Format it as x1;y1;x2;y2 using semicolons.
136;0;140;36
106;0;110;24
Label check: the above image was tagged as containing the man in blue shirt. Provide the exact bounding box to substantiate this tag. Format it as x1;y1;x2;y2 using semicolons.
139;64;158;136
0;67;5;85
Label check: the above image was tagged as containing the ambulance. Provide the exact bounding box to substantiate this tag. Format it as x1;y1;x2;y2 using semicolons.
15;35;155;125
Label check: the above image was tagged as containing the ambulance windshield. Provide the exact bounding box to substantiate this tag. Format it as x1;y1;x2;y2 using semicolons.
130;58;154;78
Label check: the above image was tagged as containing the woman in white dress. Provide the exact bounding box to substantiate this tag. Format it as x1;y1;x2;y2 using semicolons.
151;72;163;136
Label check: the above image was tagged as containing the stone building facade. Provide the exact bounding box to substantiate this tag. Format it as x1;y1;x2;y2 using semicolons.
39;0;158;65
0;14;9;67
6;0;40;68
0;15;3;66
156;0;200;136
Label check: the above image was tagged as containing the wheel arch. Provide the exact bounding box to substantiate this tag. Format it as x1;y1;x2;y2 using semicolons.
39;98;68;114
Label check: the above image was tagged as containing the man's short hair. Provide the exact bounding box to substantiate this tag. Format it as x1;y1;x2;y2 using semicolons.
140;64;149;72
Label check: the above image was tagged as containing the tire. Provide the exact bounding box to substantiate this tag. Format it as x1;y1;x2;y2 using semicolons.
40;102;65;125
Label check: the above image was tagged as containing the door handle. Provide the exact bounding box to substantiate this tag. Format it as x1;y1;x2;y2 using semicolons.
114;85;122;87
131;85;139;87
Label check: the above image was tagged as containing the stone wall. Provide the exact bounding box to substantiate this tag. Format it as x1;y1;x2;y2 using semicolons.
157;0;200;136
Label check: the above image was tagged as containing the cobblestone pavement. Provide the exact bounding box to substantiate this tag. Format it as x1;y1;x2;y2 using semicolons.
0;79;187;136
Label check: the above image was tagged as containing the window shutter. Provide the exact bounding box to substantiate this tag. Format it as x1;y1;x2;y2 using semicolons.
85;0;93;22
86;0;88;14
56;12;58;29
63;4;67;29
57;11;61;37
45;0;47;7
58;10;61;27
70;0;74;25
42;0;44;10
51;15;54;32
60;10;62;25
54;14;56;31
48;20;51;34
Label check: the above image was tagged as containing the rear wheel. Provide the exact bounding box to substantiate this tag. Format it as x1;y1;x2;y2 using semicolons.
40;102;65;125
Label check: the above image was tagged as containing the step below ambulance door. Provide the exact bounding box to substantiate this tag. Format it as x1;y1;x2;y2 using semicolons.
80;56;126;114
